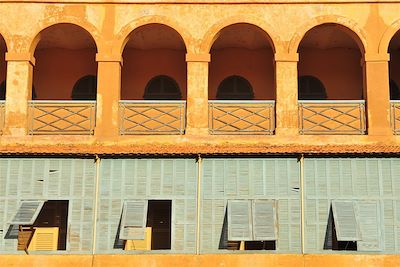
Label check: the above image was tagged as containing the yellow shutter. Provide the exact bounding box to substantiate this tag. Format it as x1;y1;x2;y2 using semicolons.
28;227;59;251
124;227;152;250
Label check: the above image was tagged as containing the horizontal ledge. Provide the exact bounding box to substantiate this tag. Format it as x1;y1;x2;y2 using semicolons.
209;100;275;104
28;100;97;104
120;100;186;104
298;100;365;104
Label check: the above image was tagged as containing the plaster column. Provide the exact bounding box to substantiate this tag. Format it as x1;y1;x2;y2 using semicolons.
363;53;392;136
95;54;122;139
3;52;34;136
185;53;210;135
275;53;299;136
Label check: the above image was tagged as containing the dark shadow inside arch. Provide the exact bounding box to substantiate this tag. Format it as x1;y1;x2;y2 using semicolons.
390;79;400;100
216;75;254;100
71;75;97;100
0;81;37;100
143;75;181;100
298;75;327;100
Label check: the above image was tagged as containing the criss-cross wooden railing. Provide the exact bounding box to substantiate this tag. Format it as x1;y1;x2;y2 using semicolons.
298;100;366;135
28;101;96;135
208;100;275;135
119;100;186;135
0;101;4;134
391;100;400;135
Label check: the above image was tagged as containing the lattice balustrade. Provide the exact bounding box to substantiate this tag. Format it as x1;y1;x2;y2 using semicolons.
0;101;4;134
391;101;400;135
208;100;275;134
298;100;366;135
119;100;186;135
28;101;96;135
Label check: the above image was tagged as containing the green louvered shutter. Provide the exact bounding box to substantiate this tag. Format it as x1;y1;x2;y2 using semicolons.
228;200;252;241
10;201;45;225
357;201;382;251
119;200;148;240
332;200;361;241
252;199;277;241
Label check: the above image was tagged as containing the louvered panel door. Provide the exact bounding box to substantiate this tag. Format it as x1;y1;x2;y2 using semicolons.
0;158;96;253
97;159;197;254
201;158;301;253
304;158;400;254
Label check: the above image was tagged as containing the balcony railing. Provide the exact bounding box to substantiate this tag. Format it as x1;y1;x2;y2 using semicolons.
391;100;400;135
28;100;96;135
208;100;275;135
298;100;366;135
119;100;186;135
0;100;4;134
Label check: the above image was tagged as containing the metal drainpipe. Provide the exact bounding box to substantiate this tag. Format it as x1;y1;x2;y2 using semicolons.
196;154;202;255
300;154;305;254
92;155;101;257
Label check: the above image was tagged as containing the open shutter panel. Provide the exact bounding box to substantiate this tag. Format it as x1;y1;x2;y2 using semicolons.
28;227;59;251
357;201;382;251
331;200;361;241
10;201;45;225
252;199;277;241
119;200;148;240
227;200;252;241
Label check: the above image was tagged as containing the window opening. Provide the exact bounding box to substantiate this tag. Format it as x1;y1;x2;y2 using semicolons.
143;75;182;100
216;75;254;100
120;200;171;251
9;200;68;251
298;75;327;100
220;199;277;251
0;81;37;100
71;75;97;100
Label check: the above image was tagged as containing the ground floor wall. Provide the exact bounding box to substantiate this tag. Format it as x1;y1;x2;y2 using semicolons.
2;254;400;267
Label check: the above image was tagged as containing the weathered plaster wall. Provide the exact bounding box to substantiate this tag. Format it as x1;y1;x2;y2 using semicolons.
2;254;400;267
0;3;398;152
121;48;187;100
209;48;275;100
34;48;97;100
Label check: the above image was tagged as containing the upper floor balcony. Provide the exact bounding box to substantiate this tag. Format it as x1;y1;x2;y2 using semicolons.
0;22;398;139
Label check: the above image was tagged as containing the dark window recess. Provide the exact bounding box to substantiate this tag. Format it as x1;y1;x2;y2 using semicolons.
245;241;276;250
298;75;327;100
18;200;68;251
216;75;254;100
147;200;171;250
143;75;182;100
324;207;357;251
390;79;400;100
71;75;97;100
0;81;37;100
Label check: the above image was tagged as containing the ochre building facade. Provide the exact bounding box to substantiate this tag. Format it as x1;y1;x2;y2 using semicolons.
1;1;400;267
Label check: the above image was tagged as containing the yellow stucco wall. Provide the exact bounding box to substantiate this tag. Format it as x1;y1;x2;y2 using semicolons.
2;254;400;267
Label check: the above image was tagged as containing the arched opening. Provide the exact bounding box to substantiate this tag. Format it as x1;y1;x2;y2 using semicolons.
71;75;97;100
298;23;364;100
389;31;400;100
143;75;181;100
121;24;187;100
216;75;254;100
0;35;7;100
33;23;97;100
209;23;275;100
298;75;327;100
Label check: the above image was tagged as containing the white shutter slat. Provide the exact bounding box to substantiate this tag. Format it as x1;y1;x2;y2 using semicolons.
332;200;361;241
357;201;382;251
228;200;252;241
10;201;45;225
253;199;277;241
120;200;148;240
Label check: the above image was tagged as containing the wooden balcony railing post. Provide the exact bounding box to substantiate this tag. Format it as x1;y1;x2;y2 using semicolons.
3;52;34;136
364;53;392;136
